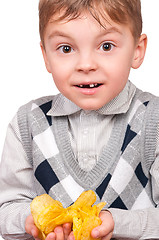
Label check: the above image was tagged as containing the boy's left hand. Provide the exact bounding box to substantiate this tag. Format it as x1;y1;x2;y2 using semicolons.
91;210;114;240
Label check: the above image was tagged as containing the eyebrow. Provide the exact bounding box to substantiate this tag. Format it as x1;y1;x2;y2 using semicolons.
48;31;74;40
48;26;123;40
100;26;123;36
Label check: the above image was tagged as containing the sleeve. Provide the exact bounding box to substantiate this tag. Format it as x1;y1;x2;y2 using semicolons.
109;207;159;239
109;125;159;240
0;114;36;240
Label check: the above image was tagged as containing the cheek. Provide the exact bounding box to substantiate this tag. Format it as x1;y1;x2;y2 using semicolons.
108;53;132;80
50;67;71;97
50;58;73;78
51;72;65;90
103;55;132;96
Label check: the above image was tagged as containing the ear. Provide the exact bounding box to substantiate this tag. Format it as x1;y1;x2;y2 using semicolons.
132;34;147;69
40;42;52;73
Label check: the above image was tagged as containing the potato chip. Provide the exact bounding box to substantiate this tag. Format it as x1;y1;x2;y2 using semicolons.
73;216;82;240
80;215;102;240
30;190;106;240
37;204;65;230
30;194;62;228
72;190;97;209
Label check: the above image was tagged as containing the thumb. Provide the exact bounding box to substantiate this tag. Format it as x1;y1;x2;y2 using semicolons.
91;211;114;239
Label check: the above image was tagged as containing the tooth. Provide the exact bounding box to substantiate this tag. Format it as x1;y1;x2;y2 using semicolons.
79;85;83;88
90;84;95;88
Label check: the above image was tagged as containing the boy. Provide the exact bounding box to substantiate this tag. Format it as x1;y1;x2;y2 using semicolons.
0;0;159;239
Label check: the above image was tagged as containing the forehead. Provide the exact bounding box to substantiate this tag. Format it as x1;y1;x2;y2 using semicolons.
49;8;115;27
44;11;133;43
48;10;126;32
44;4;135;38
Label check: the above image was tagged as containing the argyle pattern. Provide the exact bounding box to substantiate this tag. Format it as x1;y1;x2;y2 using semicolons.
17;90;159;210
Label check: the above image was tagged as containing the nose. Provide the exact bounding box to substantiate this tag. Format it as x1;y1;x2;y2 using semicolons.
76;52;98;73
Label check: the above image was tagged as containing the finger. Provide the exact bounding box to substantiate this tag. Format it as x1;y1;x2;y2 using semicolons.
45;232;56;240
91;211;114;239
25;215;39;238
91;228;113;240
25;215;34;234
63;223;72;239
31;228;40;239
54;226;64;240
101;232;113;240
67;231;75;240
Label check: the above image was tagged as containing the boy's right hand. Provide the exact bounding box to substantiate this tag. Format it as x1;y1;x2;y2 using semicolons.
25;215;74;240
25;215;40;240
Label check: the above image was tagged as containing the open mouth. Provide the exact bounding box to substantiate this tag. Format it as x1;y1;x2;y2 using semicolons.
76;83;102;88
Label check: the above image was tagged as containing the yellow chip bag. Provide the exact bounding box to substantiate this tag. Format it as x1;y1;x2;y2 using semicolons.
30;190;106;240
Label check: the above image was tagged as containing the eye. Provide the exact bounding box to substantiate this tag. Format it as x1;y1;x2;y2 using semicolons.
100;42;114;52
58;45;73;54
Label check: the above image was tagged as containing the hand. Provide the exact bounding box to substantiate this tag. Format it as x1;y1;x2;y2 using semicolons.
25;215;40;240
25;215;73;240
91;210;114;240
45;224;74;240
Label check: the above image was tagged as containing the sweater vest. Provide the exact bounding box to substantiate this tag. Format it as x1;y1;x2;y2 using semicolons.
17;89;159;210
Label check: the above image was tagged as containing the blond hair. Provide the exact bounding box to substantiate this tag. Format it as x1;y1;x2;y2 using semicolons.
39;0;142;46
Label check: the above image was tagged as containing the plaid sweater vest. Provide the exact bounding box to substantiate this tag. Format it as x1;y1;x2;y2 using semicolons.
18;89;159;210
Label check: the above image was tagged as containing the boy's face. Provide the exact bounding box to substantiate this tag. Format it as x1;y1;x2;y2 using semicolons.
41;12;146;110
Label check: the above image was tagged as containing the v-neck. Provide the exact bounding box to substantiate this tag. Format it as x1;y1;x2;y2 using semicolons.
51;89;141;190
52;111;128;189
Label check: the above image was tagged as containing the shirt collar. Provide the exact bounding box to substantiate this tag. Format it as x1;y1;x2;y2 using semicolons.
47;80;136;117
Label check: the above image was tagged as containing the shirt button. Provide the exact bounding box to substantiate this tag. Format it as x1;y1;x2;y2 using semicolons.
83;128;89;135
83;158;88;163
83;153;88;159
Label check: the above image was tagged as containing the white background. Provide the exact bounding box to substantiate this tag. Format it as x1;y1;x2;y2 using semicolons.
0;0;159;239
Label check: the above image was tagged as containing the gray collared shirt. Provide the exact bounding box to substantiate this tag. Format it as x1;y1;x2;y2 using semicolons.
47;81;136;171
